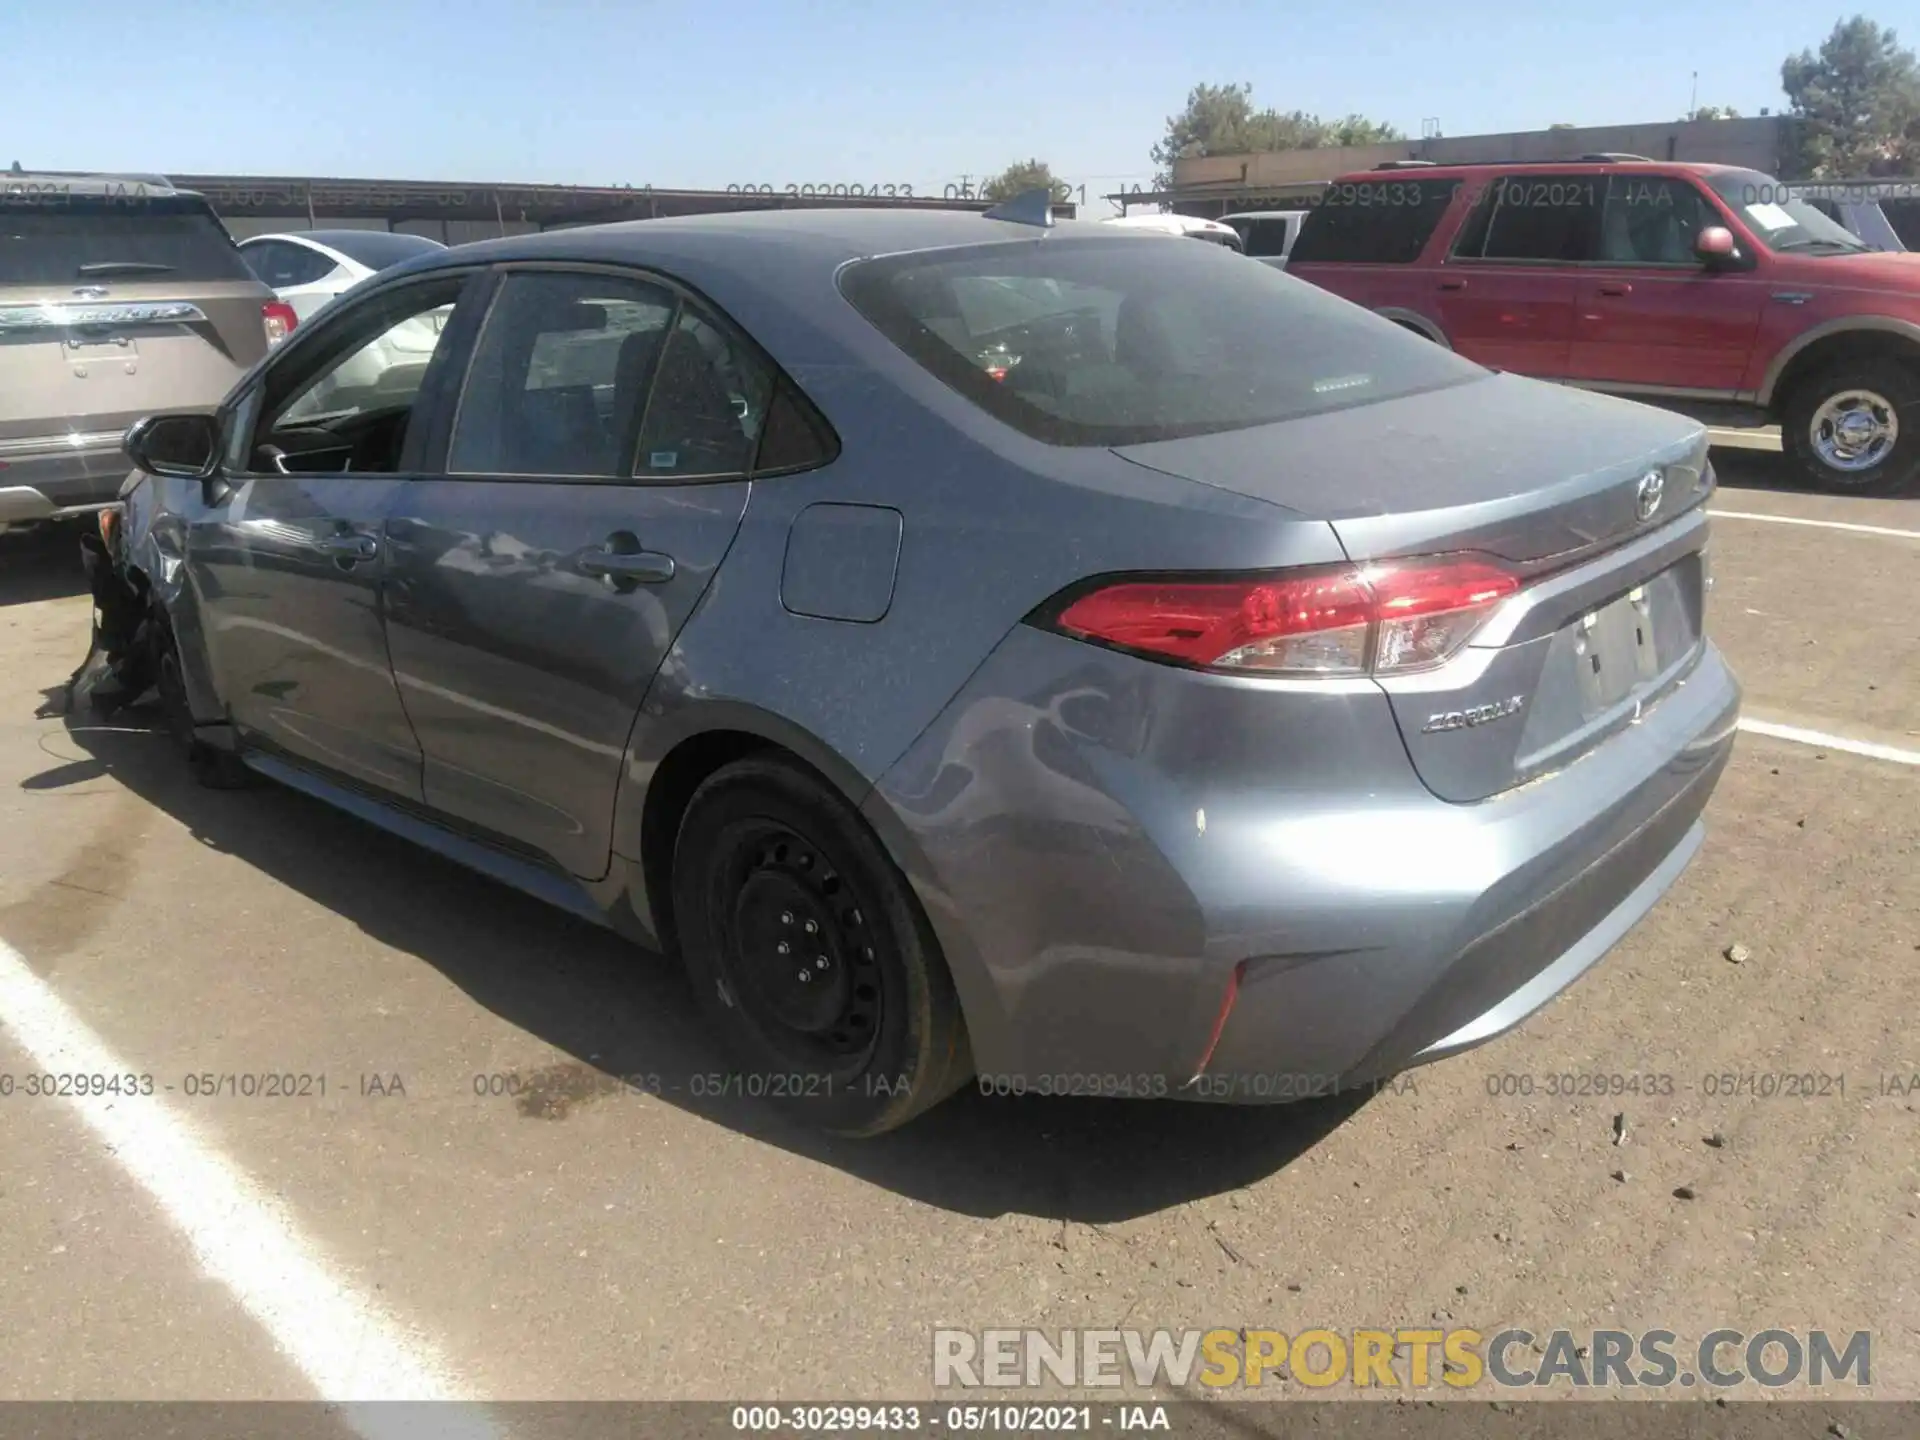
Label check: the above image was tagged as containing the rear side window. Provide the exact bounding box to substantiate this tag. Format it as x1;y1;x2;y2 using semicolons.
1238;219;1294;257
242;240;337;289
449;271;678;479
0;193;255;285
1452;174;1602;262
839;234;1486;447
1288;179;1455;264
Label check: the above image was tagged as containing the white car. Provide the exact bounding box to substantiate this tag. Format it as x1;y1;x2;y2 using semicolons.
238;229;451;414
1101;213;1246;251
1219;210;1310;267
237;229;448;322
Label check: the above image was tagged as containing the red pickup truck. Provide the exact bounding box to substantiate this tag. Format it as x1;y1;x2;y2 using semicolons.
1285;158;1920;495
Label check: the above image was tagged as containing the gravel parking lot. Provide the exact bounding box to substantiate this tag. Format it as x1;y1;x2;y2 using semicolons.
1;446;1916;1405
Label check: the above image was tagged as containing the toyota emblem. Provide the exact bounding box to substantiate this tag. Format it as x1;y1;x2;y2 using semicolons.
1634;470;1665;522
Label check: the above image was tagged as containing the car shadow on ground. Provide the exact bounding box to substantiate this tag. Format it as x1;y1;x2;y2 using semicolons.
44;703;1369;1224
0;527;89;607
1709;446;1917;501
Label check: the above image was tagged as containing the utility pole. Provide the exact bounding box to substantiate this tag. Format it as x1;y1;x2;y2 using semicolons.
1689;72;1698;117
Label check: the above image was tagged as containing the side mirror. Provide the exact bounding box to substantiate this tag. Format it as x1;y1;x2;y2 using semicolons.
1695;226;1738;265
124;413;219;480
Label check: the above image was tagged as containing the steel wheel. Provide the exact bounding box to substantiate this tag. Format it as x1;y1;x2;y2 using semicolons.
672;754;971;1135
716;818;884;1077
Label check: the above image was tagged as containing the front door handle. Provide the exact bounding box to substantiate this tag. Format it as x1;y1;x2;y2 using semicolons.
1438;278;1468;292
315;532;379;561
574;543;676;586
1597;282;1633;297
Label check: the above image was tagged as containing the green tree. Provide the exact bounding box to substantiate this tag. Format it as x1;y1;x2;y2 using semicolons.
980;159;1072;204
1686;105;1742;120
1781;16;1920;176
1149;83;1403;188
1548;122;1578;130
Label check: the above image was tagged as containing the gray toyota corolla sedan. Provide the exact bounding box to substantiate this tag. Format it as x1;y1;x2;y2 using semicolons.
89;202;1740;1135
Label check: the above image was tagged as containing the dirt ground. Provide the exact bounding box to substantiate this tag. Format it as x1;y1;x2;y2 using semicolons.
0;446;1915;1407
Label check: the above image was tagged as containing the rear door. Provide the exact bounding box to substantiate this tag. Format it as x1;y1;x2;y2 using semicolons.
1569;175;1766;392
381;265;768;879
186;270;479;798
1433;172;1598;375
0;189;271;455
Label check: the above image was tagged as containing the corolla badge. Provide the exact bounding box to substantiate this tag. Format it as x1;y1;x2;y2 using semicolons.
1422;695;1526;734
1635;469;1666;522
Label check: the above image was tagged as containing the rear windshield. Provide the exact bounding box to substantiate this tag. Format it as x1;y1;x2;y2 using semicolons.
312;230;445;270
0;194;255;286
838;234;1485;446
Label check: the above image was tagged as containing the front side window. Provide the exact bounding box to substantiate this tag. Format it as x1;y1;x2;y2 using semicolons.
1597;176;1721;265
839;234;1486;446
251;275;467;474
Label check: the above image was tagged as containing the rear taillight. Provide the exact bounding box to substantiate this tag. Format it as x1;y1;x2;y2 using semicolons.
1041;555;1522;677
262;301;298;348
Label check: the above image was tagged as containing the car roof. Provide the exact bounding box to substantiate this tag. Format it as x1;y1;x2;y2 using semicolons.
406;206;1142;277
1326;159;1746;184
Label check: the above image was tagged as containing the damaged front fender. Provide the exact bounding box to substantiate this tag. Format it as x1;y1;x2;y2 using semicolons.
70;473;224;734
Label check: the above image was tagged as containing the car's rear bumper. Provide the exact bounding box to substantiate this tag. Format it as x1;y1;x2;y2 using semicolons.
869;625;1741;1099
0;432;129;524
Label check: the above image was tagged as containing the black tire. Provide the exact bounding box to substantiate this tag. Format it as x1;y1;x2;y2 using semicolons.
1780;360;1920;496
671;755;971;1136
153;611;254;791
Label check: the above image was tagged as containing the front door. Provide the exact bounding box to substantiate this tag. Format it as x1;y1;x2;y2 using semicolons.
187;271;475;798
1568;175;1767;394
382;266;765;878
1433;173;1601;376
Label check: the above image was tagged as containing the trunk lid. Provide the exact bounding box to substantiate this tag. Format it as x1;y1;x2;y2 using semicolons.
1114;372;1716;802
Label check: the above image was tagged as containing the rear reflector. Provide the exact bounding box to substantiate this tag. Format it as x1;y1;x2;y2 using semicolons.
1042;555;1521;677
262;301;298;348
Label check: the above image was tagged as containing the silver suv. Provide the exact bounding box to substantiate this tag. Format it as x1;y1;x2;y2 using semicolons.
1;170;288;533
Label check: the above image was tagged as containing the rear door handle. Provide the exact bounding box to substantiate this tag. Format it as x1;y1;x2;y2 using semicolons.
1597;282;1633;297
574;541;676;586
1438;279;1468;292
315;532;379;561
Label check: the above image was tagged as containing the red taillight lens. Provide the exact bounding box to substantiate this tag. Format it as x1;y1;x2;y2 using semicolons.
262;301;298;348
1045;555;1521;677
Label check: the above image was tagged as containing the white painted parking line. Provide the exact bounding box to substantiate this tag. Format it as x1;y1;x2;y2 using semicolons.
1708;509;1920;541
1738;718;1920;767
0;937;503;1437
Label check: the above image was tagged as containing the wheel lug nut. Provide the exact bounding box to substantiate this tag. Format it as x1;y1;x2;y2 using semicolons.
780;911;793;926
797;970;812;983
803;920;818;935
776;942;790;956
815;957;828;970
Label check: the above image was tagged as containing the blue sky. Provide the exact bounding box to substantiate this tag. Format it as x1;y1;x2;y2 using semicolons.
2;0;1865;199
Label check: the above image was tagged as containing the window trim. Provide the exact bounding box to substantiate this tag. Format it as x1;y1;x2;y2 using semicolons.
432;258;840;487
